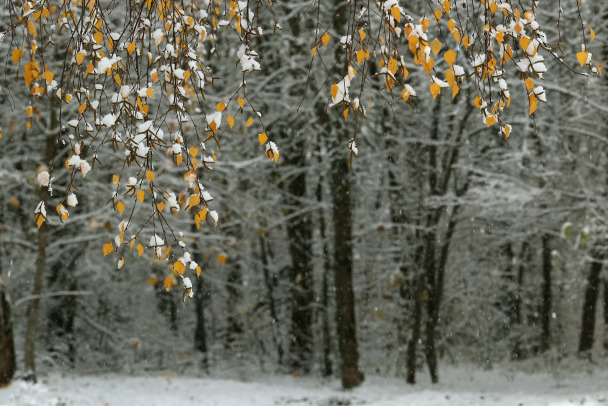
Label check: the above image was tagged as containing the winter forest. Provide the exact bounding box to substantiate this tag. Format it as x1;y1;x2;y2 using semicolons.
0;0;607;404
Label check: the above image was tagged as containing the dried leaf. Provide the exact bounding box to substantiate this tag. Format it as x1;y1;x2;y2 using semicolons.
321;32;331;46
258;132;268;145
103;242;114;256
163;275;172;291
137;190;145;203
174;261;185;275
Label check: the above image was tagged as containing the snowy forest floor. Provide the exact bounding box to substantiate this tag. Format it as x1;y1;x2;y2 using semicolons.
2;361;608;406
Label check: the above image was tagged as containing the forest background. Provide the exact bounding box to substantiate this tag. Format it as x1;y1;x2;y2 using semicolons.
0;0;607;392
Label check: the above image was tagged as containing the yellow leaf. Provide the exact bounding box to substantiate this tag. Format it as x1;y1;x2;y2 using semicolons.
524;77;534;92
227;115;235;129
189;146;199;157
94;31;103;45
216;102;226;112
174;261;186;275
78;103;87;115
391;6;401;22
519;36;531;52
157;201;165;212
43;70;54;84
445;68;455;87
430;83;441;99
146;170;155;182
216;253;227;265
529;93;538;115
452;83;460;98
331;83;339;99
430;39;442;56
258;132;268;145
117;200;125;214
209;121;217;134
422;58;435;74
147;277;158;285
112;174;120;185
321;32;331;46
103;242;114;256
85;61;94;75
590;27;595;42
342;108;348;121
489;2;498;15
311;46;316;57
137;243;144;257
454;30;462;45
11;49;22;64
356;49;365;65
196;266;201;278
26;106;33;117
433;9;443;22
421;17;430;32
137;190;145;203
486;115;496;127
188;194;200;209
444;49;456;66
442;0;452;13
75;52;86;65
35;213;45;228
387;58;398;75
504;124;512;140
448;19;456;33
246;116;254;127
237;97;245;109
474;96;482;108
163;275;172;291
151;71;159;83
127;42;136;55
359;28;366;41
117;256;125;269
27;20;37;37
576;51;588;67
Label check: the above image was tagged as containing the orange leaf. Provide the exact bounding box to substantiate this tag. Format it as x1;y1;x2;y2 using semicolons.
358;28;366;42
137;190;145;203
43;70;54;84
157;202;165;212
246;116;254;127
524;77;534;92
196;266;201;278
112;174;120;185
188;194;200;209
137;243;144;257
103;242;114;256
576;51;588;67
127;42;136;55
444;49;456;66
117;200;125;214
174;261;185;275
227;115;235;129
321;33;331;46
430;83;441;99
216;253;227;265
237;97;245;109
93;31;103;45
11;49;22;64
163;275;172;291
430;39;442;56
391;6;401;23
486;115;496;127
452;83;460;98
519;36;531;52
258;132;268;145
433;9;443;22
590;27;595;42
75;52;86;65
146;170;155;182
189;146;199;157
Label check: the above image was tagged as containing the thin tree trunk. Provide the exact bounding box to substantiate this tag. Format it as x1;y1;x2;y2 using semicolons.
539;234;552;353
193;239;208;370
604;279;608;351
0;238;15;386
512;241;529;360
259;235;283;366
317;182;333;378
578;252;603;353
407;269;425;384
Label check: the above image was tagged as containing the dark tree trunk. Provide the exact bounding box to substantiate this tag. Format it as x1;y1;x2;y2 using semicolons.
193;242;208;370
578;252;603;353
284;149;314;373
512;241;529;360
331;154;363;389
225;260;243;348
539;234;552;353
317;182;333;377
0;240;15;386
604;280;608;351
259;235;283;366
406;270;425;384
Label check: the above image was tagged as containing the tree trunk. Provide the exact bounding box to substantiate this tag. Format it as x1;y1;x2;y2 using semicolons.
578;252;603;353
24;223;47;382
193;240;208;370
539;234;552;353
0;239;15;386
284;150;314;373
512;241;529;360
259;235;283;367
406;269;425;384
604;279;608;351
331;154;363;389
317;182;333;377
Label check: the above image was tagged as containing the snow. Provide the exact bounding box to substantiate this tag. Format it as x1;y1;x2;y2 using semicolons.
2;365;608;406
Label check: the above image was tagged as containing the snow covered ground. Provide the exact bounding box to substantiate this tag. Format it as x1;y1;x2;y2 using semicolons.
2;363;608;406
